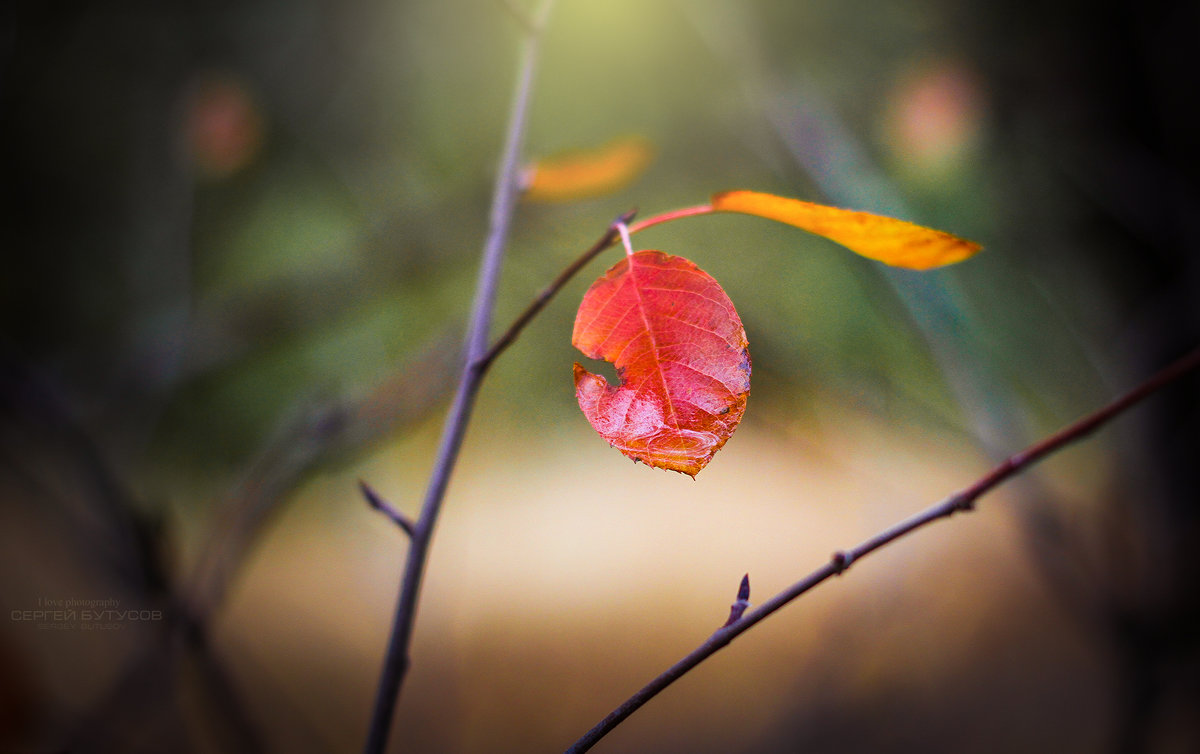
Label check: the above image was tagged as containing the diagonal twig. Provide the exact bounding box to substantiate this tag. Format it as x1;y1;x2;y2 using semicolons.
359;480;415;537
566;344;1200;753
478;209;635;373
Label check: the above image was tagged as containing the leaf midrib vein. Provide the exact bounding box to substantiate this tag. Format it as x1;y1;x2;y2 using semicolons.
626;259;680;431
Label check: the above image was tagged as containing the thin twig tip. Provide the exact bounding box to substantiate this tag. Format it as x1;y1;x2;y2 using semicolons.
613;208;638;228
359;479;382;508
359;479;415;537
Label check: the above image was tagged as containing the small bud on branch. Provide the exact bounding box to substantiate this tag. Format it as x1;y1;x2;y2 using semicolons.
723;574;752;627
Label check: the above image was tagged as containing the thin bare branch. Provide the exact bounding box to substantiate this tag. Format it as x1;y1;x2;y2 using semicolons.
478;209;635;373
363;2;557;751
566;344;1200;753
481;197;777;371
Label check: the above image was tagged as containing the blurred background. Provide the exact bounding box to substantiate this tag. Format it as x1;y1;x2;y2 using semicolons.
2;0;1198;752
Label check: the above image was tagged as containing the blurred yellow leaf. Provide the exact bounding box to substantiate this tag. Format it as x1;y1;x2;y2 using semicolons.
523;136;653;202
711;190;981;270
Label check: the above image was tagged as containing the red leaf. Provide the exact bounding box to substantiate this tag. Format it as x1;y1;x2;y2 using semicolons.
572;251;750;476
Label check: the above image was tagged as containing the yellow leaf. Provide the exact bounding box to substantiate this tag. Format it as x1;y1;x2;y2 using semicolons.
711;190;981;270
523;136;653;202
